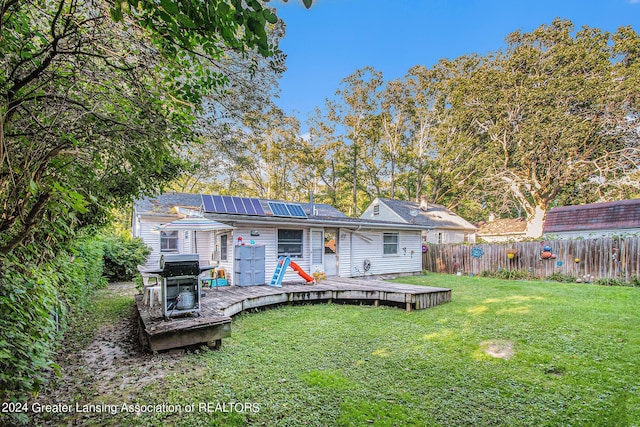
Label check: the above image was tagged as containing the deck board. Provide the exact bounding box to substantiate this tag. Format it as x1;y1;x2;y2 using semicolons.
136;277;451;351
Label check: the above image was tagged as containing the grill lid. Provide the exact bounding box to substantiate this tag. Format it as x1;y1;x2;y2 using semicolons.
159;254;200;277
160;253;199;267
142;254;212;277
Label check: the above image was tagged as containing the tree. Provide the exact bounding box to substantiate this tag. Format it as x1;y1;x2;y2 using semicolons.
443;20;640;236
172;16;288;195
0;0;301;268
330;67;384;215
378;79;410;199
2;0;178;268
0;0;302;401
306;107;345;208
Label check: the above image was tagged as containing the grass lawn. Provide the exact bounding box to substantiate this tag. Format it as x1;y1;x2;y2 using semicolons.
38;275;640;426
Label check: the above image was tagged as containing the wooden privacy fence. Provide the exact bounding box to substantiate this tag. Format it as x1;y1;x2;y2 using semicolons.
422;236;640;281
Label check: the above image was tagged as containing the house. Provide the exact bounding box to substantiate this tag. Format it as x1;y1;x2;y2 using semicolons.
132;193;426;284
542;199;640;239
359;196;477;244
476;217;528;242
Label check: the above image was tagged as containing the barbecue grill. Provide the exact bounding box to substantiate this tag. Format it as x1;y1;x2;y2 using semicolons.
149;254;212;319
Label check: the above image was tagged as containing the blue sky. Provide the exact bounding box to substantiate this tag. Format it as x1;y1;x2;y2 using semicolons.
271;0;640;132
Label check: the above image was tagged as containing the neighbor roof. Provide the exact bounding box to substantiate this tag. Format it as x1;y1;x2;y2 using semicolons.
543;199;640;234
377;198;477;231
477;218;527;236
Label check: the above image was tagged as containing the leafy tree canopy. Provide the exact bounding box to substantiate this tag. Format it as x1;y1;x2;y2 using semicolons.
0;0;309;269
443;19;640;235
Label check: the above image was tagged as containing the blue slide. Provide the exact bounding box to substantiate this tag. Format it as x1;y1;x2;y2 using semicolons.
269;256;291;287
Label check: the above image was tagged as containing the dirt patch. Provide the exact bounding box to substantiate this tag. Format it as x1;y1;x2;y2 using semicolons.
31;283;203;424
480;340;515;360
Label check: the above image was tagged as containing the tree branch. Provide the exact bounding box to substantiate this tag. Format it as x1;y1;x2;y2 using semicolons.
0;191;50;256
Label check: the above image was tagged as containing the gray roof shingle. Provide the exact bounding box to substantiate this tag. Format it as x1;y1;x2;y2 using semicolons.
378;198;476;231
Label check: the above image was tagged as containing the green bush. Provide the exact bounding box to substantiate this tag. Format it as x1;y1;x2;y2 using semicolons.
594;277;629;287
481;269;537;281
0;258;59;407
547;272;576;283
101;234;151;282
0;237;106;408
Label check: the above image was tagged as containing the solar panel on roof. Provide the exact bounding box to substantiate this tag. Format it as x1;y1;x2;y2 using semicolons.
252;199;265;215
202;195;268;216
286;203;307;218
202;195;215;212
221;196;236;213
212;195;225;212
268;202;289;216
233;196;247;214
242;197;256;215
267;202;307;218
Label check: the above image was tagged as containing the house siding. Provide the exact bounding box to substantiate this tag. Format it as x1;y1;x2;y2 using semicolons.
424;229;475;244
137;215;179;269
361;198;476;244
341;229;422;277
136;215;215;270
361;200;407;223
230;225;314;284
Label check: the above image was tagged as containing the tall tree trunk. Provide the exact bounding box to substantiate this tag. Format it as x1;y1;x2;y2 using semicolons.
390;157;396;198
525;205;547;238
352;143;358;216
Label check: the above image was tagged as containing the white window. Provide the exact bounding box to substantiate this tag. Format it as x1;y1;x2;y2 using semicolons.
437;232;444;244
383;232;399;255
373;204;380;216
160;230;179;252
278;229;303;258
220;235;228;261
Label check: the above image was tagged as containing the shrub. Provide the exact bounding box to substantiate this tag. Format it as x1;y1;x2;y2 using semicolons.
101;234;151;282
547;272;576;283
0;259;59;407
594;277;629;287
481;269;537;281
0;236;106;409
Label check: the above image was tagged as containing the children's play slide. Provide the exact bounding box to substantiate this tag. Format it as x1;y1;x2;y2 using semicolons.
289;260;315;283
269;256;315;287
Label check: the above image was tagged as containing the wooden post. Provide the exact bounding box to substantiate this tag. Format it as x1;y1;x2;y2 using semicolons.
207;339;222;350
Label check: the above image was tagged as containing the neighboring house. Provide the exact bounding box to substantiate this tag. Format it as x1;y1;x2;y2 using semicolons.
476;217;528;242
132;193;426;283
542;199;640;239
359;196;477;244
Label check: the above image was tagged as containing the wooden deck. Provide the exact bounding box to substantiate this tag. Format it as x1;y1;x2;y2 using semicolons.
136;277;451;352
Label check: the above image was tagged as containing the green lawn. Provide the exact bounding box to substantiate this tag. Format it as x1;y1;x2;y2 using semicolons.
41;275;640;426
